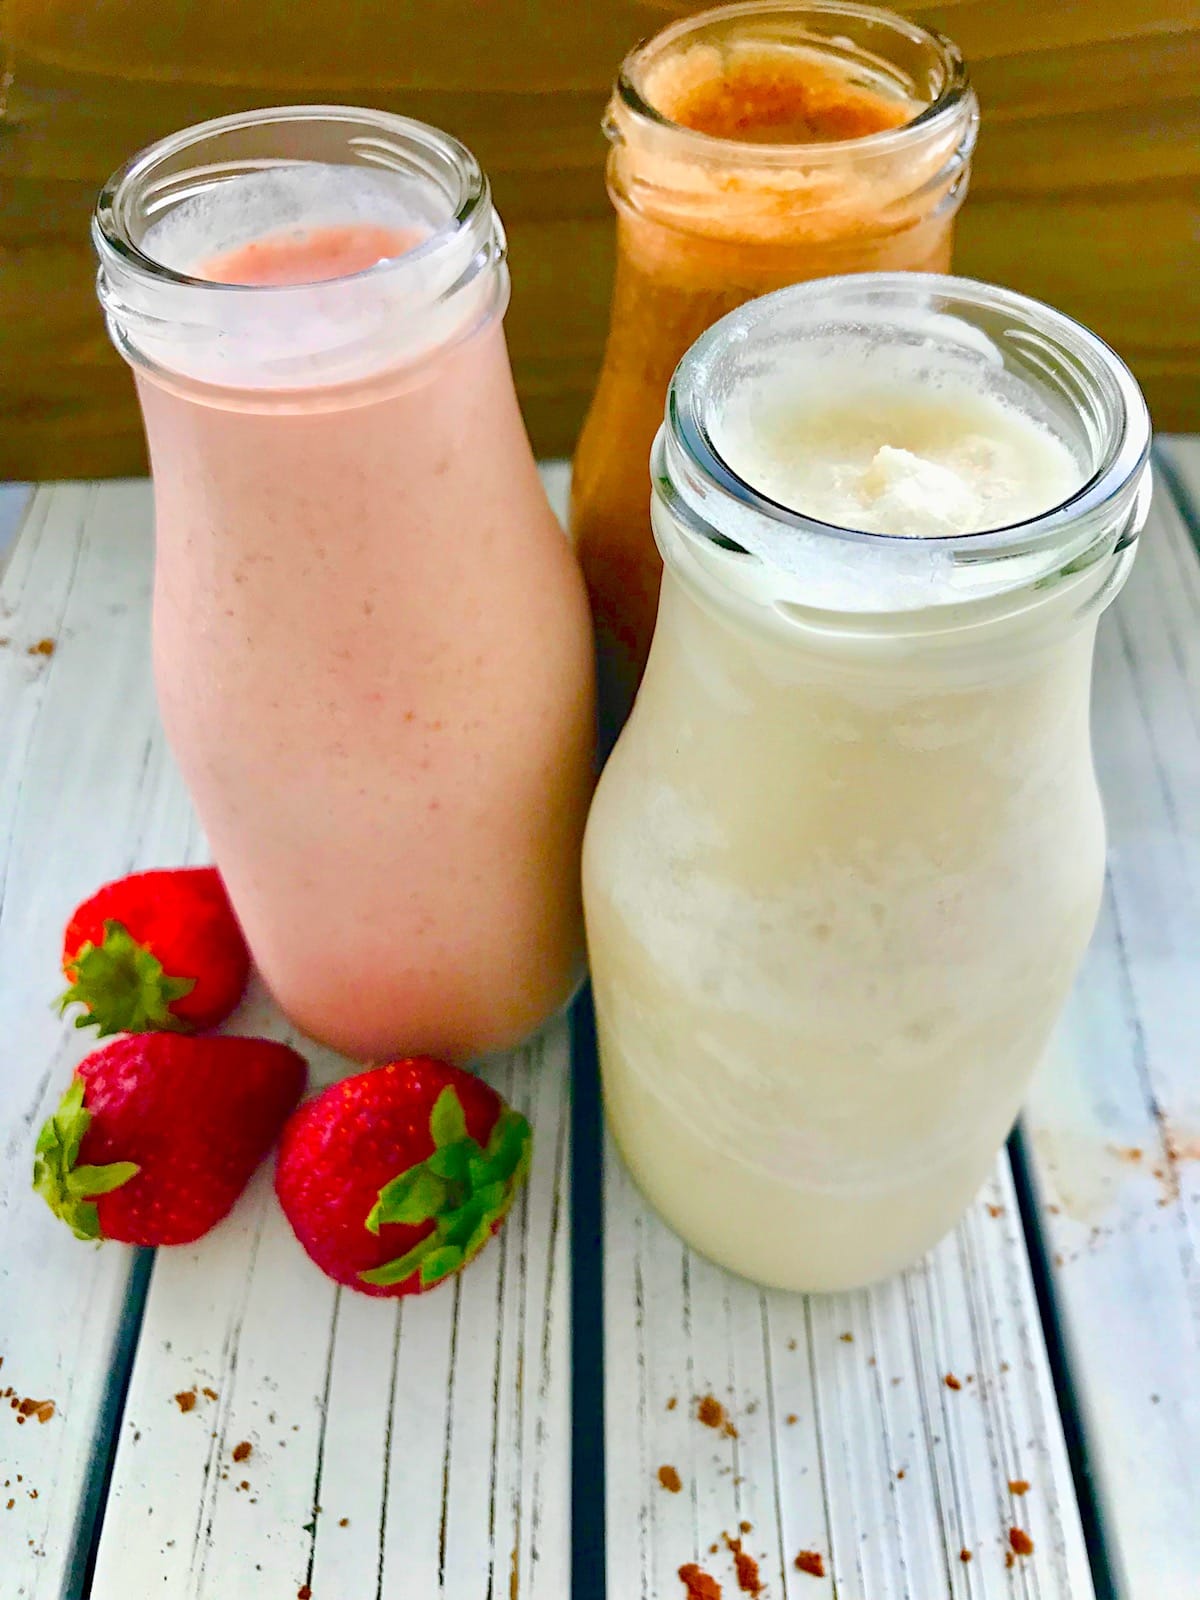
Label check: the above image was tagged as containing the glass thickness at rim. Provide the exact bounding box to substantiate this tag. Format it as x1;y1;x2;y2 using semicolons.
616;0;973;156
93;104;487;292
669;271;1151;555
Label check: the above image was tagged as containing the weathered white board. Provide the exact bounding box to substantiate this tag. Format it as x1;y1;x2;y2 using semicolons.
0;483;206;1600
0;478;571;1599
1019;450;1200;1600
604;1146;1094;1600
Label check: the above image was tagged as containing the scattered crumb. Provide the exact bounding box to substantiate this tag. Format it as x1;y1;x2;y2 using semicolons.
986;1203;1004;1218
338;1518;349;1528
298;1588;312;1600
710;1543;720;1555
667;1397;678;1411
679;1562;722;1599
1008;1479;1030;1495
658;1465;683;1494
174;1390;197;1414
896;1469;905;1480
891;1377;902;1387
28;639;55;657
240;1480;250;1491
695;1395;737;1436
29;1489;37;1500
12;1397;56;1425
867;1356;876;1367
944;1374;962;1391
787;1339;798;1351
966;1374;975;1385
1005;1551;1016;1569
1000;1361;1010;1374
1009;1527;1034;1557
724;1532;764;1595
839;1332;853;1343
960;1547;972;1563
6;1500;12;1511
202;1388;218;1402
739;1521;752;1534
794;1550;825;1578
785;1414;798;1426
232;1441;252;1464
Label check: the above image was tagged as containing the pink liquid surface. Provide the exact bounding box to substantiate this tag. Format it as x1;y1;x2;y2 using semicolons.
203;224;416;285
138;225;595;1061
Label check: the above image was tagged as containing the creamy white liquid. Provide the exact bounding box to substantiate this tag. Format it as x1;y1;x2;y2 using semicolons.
583;361;1109;1292
715;359;1085;539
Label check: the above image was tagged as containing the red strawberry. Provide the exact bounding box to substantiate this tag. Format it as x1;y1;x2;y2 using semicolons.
275;1060;532;1298
33;1034;307;1245
59;866;251;1037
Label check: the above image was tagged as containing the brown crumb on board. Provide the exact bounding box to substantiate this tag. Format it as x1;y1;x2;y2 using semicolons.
1009;1527;1034;1557
785;1413;798;1425
678;1563;722;1599
960;1548;973;1563
28;639;55;657
944;1373;962;1391
232;1441;252;1463
839;1332;853;1343
666;1396;678;1411
298;1588;312;1600
658;1465;682;1493
14;1398;55;1425
724;1533;764;1596
695;1395;738;1436
174;1390;197;1413
202;1387;218;1401
794;1550;826;1577
1008;1479;1030;1495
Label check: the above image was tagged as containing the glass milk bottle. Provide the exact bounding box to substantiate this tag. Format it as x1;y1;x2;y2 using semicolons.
94;107;595;1063
571;1;979;739
583;274;1151;1291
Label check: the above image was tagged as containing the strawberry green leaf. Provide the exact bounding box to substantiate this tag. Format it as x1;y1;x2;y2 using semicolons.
32;1076;139;1242
429;1086;467;1149
65;1162;140;1197
360;1096;533;1291
58;919;195;1038
463;1212;495;1262
366;1168;447;1233
359;1234;436;1287
419;1244;465;1286
426;1143;472;1182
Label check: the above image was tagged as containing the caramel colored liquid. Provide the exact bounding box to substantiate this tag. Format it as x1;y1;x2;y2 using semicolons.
572;43;967;743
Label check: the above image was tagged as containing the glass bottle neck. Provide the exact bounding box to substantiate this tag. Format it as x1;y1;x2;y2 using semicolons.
94;106;507;394
606;1;978;245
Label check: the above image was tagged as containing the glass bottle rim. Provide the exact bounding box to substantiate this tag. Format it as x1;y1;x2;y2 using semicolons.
672;268;1152;556
93;103;490;295
614;0;975;162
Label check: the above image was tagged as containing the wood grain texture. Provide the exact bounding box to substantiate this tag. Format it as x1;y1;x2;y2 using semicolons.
0;482;206;1600
604;1146;1094;1598
1017;455;1200;1600
1;1;1197;477
0;476;572;1599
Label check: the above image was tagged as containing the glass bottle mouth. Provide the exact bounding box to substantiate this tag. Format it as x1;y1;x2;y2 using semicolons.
656;272;1152;617
93;105;507;392
613;0;976;162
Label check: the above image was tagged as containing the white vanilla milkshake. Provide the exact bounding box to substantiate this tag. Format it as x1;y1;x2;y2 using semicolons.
583;276;1151;1291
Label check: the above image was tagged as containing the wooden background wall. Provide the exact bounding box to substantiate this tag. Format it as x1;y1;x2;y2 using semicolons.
1;1;1197;478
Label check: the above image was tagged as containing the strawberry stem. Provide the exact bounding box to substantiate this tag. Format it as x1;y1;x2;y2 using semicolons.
58;919;195;1038
32;1077;139;1241
361;1087;532;1289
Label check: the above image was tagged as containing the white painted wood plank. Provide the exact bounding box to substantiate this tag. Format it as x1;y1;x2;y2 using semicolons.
1018;453;1200;1600
79;464;573;1599
88;1011;571;1600
3;470;574;1597
0;482;204;1600
605;1142;1093;1599
0;482;33;569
